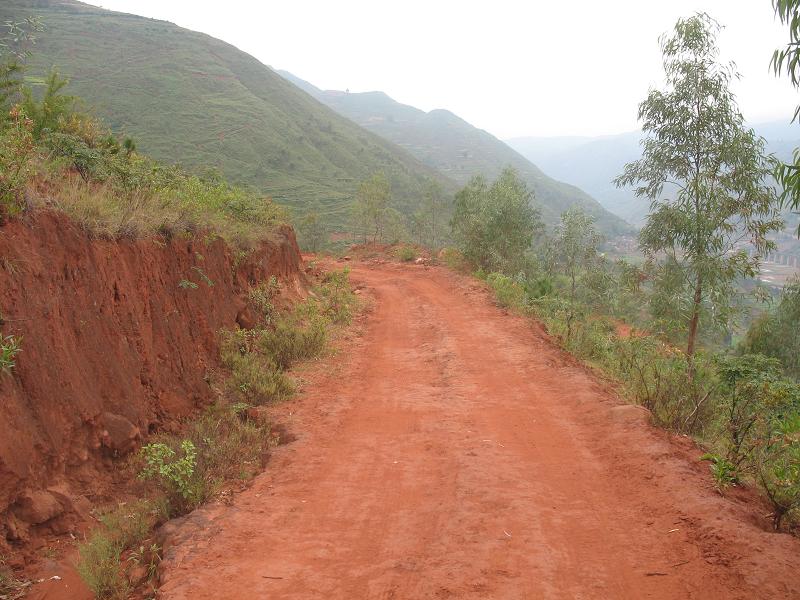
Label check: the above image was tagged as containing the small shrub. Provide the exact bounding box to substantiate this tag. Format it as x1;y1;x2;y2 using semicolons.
315;268;356;324
0;334;22;372
76;500;166;598
439;247;470;272
260;313;327;369
486;272;526;310
0;564;27;600
97;499;167;551
524;275;554;299
567;317;615;362
714;354;784;470
0;106;35;220
220;329;295;405
608;335;716;434
248;276;280;323
396;246;416;262
701;453;738;489
126;543;161;584
76;531;129;600
139;440;205;515
186;403;273;484
756;411;800;530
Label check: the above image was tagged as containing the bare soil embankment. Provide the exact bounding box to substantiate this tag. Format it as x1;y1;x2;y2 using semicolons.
0;211;303;560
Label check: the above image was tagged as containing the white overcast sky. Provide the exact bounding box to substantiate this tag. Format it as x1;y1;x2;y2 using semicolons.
91;0;799;139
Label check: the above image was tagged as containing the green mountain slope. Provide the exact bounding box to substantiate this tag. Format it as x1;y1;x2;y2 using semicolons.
2;0;456;229
280;71;633;235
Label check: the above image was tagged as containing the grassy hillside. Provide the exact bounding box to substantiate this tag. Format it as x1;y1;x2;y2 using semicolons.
280;71;633;235
1;0;456;230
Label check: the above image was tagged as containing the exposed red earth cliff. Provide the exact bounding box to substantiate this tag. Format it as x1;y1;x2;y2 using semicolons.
0;211;303;559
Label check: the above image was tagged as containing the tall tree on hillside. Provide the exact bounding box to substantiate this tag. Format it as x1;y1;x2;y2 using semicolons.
771;0;800;233
615;14;783;383
450;167;542;272
298;211;327;253
554;207;603;340
417;179;448;250
352;172;391;244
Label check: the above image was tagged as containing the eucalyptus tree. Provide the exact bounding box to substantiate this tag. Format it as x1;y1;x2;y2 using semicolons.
771;0;800;231
419;178;447;250
554;207;603;340
352;172;391;244
615;14;782;382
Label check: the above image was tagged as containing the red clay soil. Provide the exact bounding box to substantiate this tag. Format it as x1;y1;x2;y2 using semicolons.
154;260;800;600
0;211;303;562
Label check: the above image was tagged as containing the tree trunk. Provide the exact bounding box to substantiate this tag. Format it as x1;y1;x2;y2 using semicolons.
686;273;703;383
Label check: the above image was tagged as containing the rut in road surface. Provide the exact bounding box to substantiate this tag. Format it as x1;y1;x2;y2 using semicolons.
157;261;799;599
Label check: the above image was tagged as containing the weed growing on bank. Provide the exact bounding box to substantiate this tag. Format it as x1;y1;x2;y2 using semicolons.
220;268;356;406
138;403;274;517
0;333;21;372
76;499;166;600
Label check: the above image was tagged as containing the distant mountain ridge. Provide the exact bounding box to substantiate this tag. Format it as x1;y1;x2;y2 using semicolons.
508;123;800;226
279;71;633;235
1;0;457;230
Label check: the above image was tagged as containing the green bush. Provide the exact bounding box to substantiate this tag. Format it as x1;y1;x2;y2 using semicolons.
260;313;327;370
396;246;417;262
756;411;800;530
610;336;717;433
248;276;280;324
220;328;295;405
701;453;739;489
439;247;470;272
228;352;295;405
186;403;273;483
315;268;357;325
76;500;164;599
486;272;526;310
0;106;35;219
139;440;205;515
76;531;128;600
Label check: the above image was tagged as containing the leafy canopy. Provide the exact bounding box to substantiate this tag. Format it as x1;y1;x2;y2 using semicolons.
450;167;542;273
615;13;782;365
771;0;800;232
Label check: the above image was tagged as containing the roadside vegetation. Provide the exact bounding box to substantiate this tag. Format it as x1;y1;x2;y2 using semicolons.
438;14;800;533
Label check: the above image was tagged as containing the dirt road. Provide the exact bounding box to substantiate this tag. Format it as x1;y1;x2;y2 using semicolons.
157;261;799;599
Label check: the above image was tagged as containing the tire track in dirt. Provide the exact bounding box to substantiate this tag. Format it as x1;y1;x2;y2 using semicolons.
157;262;800;599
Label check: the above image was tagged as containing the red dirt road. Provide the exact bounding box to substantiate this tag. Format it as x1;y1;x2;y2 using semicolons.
157;262;799;599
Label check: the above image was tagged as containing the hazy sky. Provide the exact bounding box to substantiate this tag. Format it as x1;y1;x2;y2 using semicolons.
92;0;799;139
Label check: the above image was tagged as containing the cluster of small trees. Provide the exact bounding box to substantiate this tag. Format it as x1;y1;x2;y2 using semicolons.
442;13;800;531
